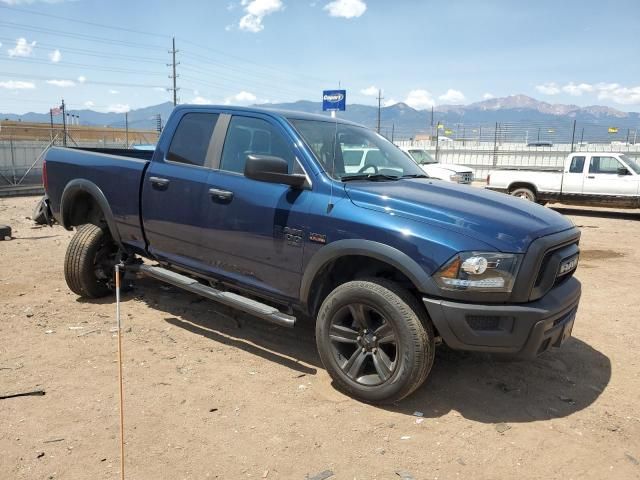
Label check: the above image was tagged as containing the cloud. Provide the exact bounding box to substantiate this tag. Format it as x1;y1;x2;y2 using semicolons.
535;82;561;95
404;89;434;109
383;98;397;107
238;0;284;33
191;96;212;105
48;49;61;63
107;104;130;113
324;0;366;18
438;89;465;103
0;80;35;89
561;82;594;96
482;93;494;100
224;90;257;104
46;79;75;87
360;85;379;96
596;83;640;105
109;89;119;94
153;86;167;92
77;75;86;83
83;101;95;108
8;37;36;57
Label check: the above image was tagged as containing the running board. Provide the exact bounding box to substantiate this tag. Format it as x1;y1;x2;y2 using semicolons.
132;264;296;328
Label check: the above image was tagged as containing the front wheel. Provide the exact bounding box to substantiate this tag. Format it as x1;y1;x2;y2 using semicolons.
64;224;119;298
316;279;435;404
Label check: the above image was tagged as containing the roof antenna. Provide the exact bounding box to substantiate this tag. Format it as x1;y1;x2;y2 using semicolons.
326;116;338;214
327;81;341;214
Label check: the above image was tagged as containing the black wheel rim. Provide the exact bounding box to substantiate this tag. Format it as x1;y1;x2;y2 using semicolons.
328;303;399;386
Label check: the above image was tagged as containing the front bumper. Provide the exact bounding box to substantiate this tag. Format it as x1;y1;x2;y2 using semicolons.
422;276;581;359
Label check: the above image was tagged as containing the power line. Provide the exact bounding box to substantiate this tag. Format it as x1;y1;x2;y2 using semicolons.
0;57;166;76
0;71;171;90
0;3;169;39
0;21;166;51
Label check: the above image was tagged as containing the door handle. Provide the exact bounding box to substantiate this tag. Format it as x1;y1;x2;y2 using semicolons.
208;188;234;201
149;176;170;189
587;175;595;179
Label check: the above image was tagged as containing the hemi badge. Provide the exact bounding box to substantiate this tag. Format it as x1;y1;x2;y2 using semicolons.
558;255;579;276
309;233;327;244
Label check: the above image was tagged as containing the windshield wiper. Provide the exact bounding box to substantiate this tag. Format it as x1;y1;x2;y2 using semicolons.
341;173;401;182
400;174;429;179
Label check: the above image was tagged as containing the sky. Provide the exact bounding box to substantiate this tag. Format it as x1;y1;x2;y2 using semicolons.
1;0;640;115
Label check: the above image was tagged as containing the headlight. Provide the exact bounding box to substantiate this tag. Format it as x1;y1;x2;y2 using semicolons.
433;252;523;292
449;173;462;182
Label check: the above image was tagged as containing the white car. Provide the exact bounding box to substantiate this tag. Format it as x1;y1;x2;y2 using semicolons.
486;152;640;209
400;148;475;184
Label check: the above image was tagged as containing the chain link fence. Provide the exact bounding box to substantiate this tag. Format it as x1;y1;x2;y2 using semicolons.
388;120;640;180
0;123;159;195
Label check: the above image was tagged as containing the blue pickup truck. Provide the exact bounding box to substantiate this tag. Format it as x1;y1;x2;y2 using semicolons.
43;105;581;403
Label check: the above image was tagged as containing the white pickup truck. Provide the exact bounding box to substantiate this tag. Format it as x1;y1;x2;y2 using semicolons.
486;152;640;208
399;147;475;184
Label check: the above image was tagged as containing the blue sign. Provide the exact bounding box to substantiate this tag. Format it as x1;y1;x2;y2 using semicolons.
322;90;346;111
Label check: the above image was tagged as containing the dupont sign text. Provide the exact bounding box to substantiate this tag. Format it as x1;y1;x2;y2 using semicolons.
322;90;346;111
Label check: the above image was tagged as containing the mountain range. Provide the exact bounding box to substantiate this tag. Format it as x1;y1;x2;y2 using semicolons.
2;95;638;141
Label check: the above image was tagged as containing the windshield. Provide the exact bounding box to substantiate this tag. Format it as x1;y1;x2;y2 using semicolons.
408;149;437;164
620;154;640;174
289;119;425;180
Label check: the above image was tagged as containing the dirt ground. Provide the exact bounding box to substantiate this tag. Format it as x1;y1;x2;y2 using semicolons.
1;195;639;480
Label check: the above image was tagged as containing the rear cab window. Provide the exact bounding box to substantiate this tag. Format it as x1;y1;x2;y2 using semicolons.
167;113;219;167
568;156;585;173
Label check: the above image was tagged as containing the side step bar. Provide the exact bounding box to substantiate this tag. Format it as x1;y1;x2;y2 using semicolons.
132;264;296;328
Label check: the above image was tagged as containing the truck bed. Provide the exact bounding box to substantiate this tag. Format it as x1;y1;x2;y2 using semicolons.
45;146;150;251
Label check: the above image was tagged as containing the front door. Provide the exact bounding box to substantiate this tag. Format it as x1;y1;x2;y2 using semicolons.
199;113;312;302
582;155;638;197
141;111;220;271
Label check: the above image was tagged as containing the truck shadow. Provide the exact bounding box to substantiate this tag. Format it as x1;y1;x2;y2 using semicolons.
550;206;640;220
126;278;610;424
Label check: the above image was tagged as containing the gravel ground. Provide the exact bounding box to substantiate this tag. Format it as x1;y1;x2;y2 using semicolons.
1;195;639;479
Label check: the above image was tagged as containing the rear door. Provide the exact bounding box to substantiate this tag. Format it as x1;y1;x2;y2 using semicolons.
199;113;313;301
583;155;638;196
141;111;221;270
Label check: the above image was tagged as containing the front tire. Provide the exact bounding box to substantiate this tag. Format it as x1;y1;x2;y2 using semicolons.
64;224;118;298
316;279;435;404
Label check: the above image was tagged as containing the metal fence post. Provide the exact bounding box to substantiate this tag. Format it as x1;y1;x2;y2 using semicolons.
570;120;576;153
493;122;499;166
9;136;17;185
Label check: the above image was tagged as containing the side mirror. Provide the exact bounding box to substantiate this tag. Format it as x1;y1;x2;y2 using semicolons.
617;166;630;176
244;154;307;188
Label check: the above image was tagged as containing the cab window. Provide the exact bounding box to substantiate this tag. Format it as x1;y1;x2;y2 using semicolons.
589;156;623;174
220;116;296;174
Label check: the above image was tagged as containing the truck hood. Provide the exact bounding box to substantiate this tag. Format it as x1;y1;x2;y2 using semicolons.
344;179;574;253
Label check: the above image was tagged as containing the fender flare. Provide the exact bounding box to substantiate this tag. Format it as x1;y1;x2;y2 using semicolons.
60;179;123;248
299;239;438;305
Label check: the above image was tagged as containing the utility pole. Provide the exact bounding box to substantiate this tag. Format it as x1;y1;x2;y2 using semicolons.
168;37;180;106
61;99;67;147
376;89;383;134
125;112;129;147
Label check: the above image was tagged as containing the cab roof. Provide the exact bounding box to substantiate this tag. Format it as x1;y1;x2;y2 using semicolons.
174;104;364;127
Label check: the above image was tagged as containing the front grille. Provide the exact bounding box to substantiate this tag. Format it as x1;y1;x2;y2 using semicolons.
531;241;580;300
460;172;473;184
